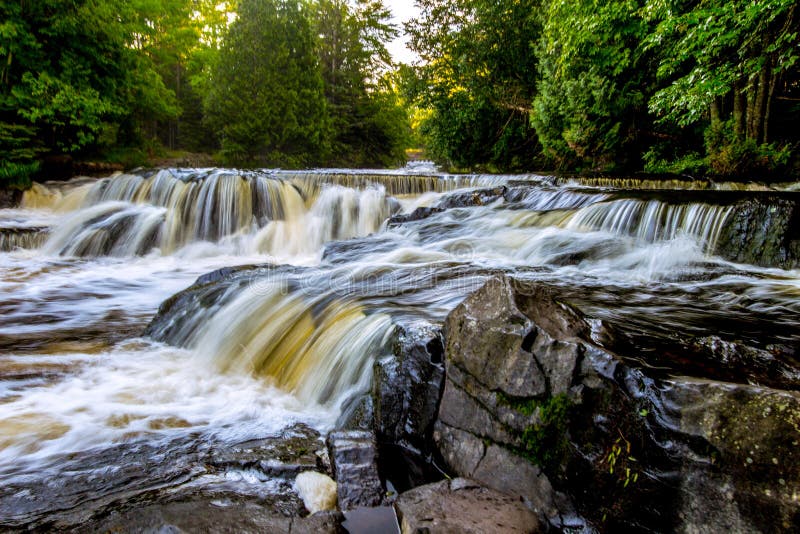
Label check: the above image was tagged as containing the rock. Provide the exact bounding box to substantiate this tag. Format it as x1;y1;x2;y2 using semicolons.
373;323;445;450
394;478;546;534
83;499;344;534
294;471;338;514
435;274;800;531
336;393;374;431
372;323;446;491
326;431;384;510
434;186;506;209
715;197;800;269
387;206;444;227
0;188;22;209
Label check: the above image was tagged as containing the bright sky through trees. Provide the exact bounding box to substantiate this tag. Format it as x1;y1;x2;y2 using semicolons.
386;1;419;63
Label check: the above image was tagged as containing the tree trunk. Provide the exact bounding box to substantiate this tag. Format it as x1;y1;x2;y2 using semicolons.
746;75;759;141
750;63;770;144
710;98;722;130
764;71;778;144
733;83;746;139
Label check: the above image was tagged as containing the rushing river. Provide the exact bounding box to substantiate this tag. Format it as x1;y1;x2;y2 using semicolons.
1;167;799;528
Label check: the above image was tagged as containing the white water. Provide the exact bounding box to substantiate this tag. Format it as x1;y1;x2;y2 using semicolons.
2;168;800;527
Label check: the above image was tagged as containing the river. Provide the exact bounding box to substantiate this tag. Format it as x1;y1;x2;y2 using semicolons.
1;167;799;528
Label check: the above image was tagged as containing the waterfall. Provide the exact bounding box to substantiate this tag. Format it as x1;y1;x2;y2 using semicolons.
154;279;394;409
565;199;734;252
0;228;49;252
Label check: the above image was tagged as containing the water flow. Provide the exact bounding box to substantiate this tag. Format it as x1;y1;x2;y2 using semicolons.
564;199;734;252
2;168;800;529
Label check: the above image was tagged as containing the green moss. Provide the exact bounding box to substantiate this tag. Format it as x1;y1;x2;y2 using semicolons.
503;393;572;470
496;391;540;416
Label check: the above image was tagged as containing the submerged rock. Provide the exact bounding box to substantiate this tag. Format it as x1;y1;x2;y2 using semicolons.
394;478;545;534
435;274;800;531
434;186;507;209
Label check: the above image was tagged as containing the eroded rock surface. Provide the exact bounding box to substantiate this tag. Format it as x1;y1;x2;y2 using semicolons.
435;274;800;532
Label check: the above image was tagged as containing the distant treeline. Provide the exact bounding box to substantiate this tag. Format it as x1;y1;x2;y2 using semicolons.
0;0;409;186
402;0;800;178
2;0;799;185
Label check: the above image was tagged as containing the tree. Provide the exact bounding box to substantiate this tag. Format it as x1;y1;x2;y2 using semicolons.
204;0;330;166
312;0;408;167
405;0;542;170
532;0;652;171
645;0;799;175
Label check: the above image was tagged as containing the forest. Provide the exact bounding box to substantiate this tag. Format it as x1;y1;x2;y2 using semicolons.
1;0;799;184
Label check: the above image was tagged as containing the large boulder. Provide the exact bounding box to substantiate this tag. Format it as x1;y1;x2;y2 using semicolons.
435;275;800;532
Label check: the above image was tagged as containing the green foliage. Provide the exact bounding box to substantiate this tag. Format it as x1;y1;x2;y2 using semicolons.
0;160;39;190
645;0;799;132
312;0;408;167
705;121;792;178
532;0;651;172
405;0;542;171
204;0;330;167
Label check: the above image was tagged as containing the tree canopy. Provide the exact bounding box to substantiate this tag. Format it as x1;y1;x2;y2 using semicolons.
2;0;799;181
404;0;800;177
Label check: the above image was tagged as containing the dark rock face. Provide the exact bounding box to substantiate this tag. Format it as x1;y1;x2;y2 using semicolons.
326;431;384;510
716;198;800;269
373;323;444;450
372;323;446;491
0;188;22;209
394;478;545;534
435;275;800;532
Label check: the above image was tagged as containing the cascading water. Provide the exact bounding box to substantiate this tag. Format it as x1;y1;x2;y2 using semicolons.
564;198;735;252
2;167;800;529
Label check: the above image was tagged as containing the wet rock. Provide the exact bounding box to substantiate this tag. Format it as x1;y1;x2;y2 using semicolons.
0;188;22;209
373;323;444;450
209;423;325;477
83;498;344;534
394;478;546;534
387;206;444;226
434;186;506;209
336;393;374;431
716;197;800;269
326;430;384;510
372;323;446;491
435;274;800;531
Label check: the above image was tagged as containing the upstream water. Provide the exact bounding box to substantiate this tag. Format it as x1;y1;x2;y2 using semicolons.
1;168;800;527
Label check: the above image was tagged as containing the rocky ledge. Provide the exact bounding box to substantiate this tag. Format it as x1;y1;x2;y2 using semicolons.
411;275;799;532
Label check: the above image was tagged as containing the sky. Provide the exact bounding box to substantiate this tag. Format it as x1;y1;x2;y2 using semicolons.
386;1;420;64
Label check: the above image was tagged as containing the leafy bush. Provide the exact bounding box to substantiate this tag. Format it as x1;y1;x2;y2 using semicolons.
705;122;792;178
0;161;40;189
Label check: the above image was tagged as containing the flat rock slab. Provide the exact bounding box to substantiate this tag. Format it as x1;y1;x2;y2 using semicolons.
394;478;545;534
